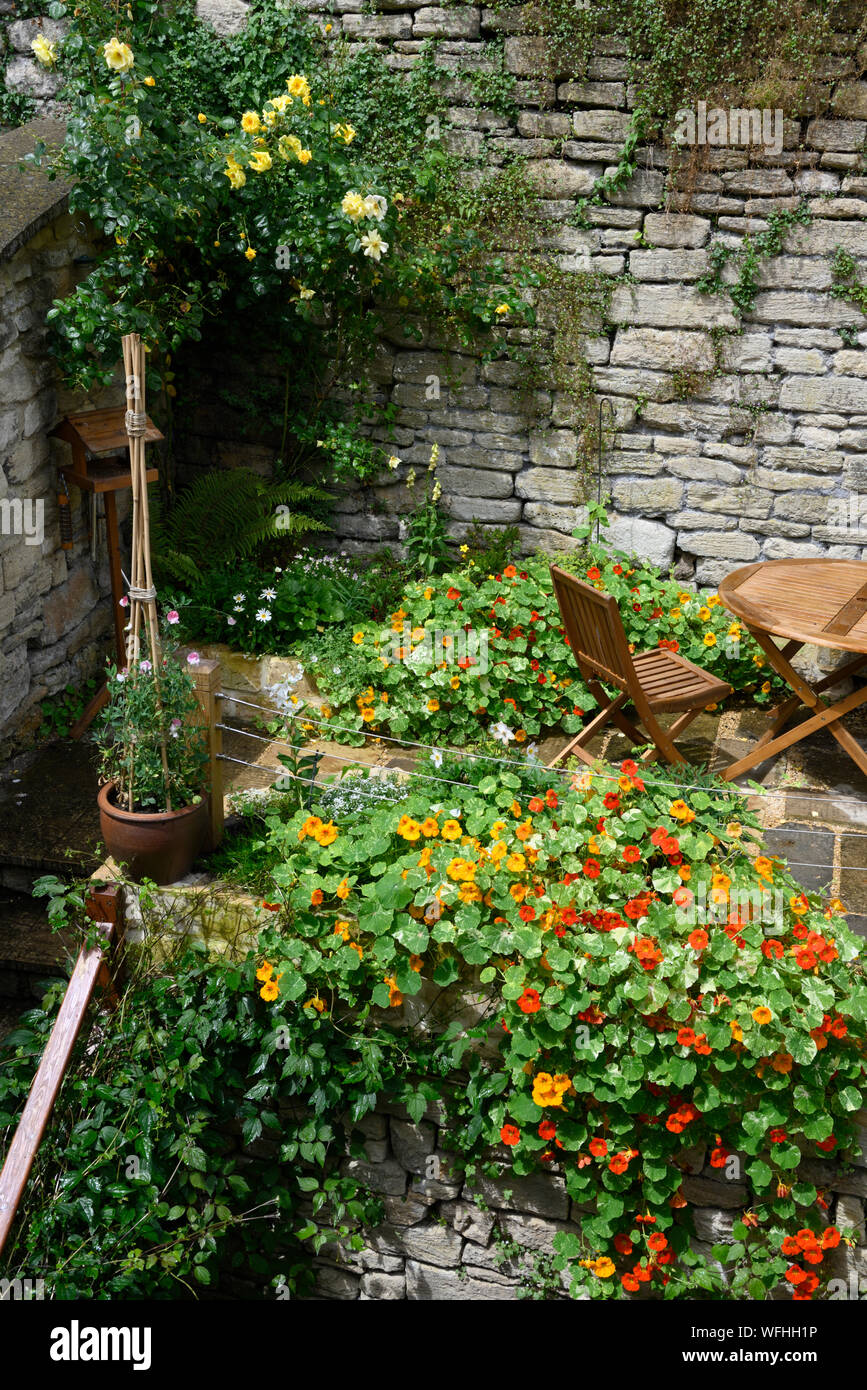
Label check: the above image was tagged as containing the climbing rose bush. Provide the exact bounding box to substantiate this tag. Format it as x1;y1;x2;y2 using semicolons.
35;0;533;389
304;547;785;748
252;764;866;1300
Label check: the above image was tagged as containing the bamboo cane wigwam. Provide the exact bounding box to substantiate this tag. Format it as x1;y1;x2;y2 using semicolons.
121;333;173;812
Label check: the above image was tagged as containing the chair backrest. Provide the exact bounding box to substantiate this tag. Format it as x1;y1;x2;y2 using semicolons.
549;564;637;691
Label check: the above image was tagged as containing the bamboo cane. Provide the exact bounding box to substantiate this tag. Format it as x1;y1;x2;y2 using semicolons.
122;333;173;813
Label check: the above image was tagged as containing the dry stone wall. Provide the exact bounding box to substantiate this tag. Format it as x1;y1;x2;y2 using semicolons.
188;0;867;586
0;118;123;752
247;1094;867;1301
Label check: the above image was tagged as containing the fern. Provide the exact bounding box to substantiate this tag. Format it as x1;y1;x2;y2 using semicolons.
149;470;333;586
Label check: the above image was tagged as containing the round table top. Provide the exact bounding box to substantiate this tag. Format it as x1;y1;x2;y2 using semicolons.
718;559;867;654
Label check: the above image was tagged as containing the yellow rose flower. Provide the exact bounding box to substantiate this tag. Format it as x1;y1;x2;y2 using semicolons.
241;110;261;133
248;149;272;173
104;37;134;72
286;73;312;105
341;190;367;222
143;75;155;86
197;112;207;123
31;36;58;67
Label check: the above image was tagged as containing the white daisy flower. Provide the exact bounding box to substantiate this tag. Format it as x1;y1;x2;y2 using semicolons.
256;608;272;622
430;749;444;768
260;587;277;600
490;721;515;745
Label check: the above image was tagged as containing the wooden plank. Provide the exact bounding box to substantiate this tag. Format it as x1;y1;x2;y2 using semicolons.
823;580;867;637
0;885;122;1257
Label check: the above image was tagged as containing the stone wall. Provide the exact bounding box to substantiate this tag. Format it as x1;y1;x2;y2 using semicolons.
181;0;867;586
0;117;123;753
1;10;66;123
6;4;867;587
289;1095;867;1301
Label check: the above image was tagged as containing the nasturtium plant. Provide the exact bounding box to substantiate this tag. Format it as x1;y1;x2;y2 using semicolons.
247;760;866;1300
299;545;786;749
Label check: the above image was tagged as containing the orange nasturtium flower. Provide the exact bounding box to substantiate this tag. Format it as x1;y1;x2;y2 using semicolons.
752;1006;773;1025
336;877;351;900
311;888;324;906
260;973;282;1002
255;959;274;982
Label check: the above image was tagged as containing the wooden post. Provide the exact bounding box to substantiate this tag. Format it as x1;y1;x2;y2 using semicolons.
192;658;224;851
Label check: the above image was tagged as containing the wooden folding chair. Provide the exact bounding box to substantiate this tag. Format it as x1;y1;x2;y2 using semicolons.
547;565;733;768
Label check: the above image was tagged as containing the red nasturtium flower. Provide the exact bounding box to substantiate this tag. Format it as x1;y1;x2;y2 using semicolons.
687;928;708;950
623;845;641;863
500;1124;520;1146
647;1233;668;1252
517;987;541;1014
613;1234;633;1255
588;1137;608;1157
538;1120;557;1140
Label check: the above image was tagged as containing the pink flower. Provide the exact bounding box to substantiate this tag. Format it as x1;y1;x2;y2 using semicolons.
119;596;129;608
227;616;236;626
166;609;179;625
187;651;200;666
140;659;152;672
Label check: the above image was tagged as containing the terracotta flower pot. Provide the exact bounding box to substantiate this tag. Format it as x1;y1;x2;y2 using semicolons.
98;781;209;885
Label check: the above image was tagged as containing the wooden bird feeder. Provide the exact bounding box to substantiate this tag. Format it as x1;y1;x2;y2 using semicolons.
50;405;163;735
51;406;162;666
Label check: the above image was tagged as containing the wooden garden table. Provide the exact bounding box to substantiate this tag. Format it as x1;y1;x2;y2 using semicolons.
718;559;867;782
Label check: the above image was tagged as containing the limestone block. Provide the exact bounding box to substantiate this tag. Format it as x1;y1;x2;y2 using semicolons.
343;13;413;38
779;375;867;413
679;531;759;562
557;80;626;107
611;328;714;371
440;1200;495;1247
525;161;601;198
515;468;581;504
605;514;676;567
643;213;711;248
413;7;480;39
389;1118;436;1176
609;283;738;330
523;502;587;533
528;430;578;467
571;109;632;142
341;1157;408;1196
4;56;63;98
611;477;683;512
806;118;867;151
396;1224;464;1268
406;1259;517;1299
441;496;522;523
360;1272;406;1299
464;1171;569;1220
629;249;709;281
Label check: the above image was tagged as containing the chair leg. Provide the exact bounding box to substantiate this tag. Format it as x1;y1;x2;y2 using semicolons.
641;711;688;765
547;733;599;769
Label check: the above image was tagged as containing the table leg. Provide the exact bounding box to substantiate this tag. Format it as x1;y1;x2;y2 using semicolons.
721;629;867;780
